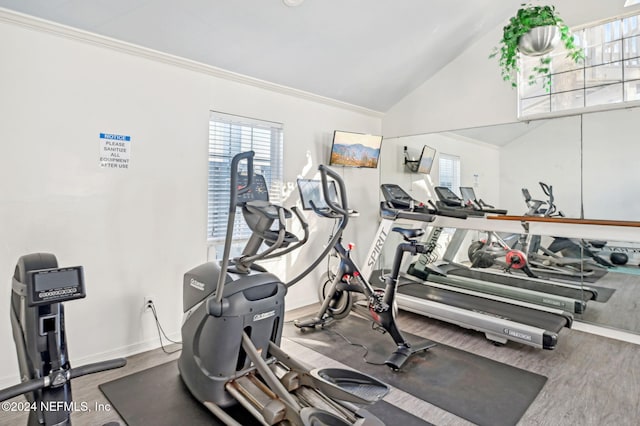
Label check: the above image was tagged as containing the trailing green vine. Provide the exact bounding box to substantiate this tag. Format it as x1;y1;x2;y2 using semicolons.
490;4;584;90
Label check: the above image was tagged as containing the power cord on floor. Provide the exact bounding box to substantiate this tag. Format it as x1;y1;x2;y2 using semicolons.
149;302;182;355
323;325;387;366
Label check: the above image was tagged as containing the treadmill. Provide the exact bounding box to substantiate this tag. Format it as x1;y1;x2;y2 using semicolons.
459;186;508;215
369;268;571;349
369;184;573;349
433;186;486;217
379;183;468;219
438;224;600;309
381;183;592;314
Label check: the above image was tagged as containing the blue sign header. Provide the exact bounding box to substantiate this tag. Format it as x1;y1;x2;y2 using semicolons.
100;133;131;141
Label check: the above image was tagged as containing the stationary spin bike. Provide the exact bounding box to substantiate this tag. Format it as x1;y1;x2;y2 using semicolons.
294;165;436;371
0;253;126;426
179;151;389;426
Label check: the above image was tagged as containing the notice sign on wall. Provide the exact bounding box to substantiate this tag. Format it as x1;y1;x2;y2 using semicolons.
99;133;131;169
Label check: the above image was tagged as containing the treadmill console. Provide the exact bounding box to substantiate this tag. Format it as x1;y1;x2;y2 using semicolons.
434;186;463;207
460;186;508;215
460;187;477;205
25;266;86;307
380;184;414;208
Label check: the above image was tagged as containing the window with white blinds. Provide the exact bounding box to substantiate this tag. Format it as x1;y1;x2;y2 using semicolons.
207;112;284;251
438;154;461;195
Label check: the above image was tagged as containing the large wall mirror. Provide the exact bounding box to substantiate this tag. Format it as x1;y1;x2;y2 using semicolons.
379;106;640;336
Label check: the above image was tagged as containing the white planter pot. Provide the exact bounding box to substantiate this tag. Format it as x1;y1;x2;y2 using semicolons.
518;25;560;56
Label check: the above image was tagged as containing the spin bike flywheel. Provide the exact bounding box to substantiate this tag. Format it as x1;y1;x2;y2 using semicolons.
318;272;353;320
468;240;495;268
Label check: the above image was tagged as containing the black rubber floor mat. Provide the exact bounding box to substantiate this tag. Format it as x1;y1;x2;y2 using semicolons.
99;359;433;425
99;360;259;426
284;316;548;426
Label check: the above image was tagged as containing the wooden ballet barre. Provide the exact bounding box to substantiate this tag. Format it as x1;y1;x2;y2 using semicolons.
487;215;640;228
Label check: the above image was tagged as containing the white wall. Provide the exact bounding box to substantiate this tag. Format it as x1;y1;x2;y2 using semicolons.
499;116;582;217
583;107;640;221
382;21;517;137
380;134;500;203
381;0;636;223
382;0;640;138
376;133;499;267
0;16;381;385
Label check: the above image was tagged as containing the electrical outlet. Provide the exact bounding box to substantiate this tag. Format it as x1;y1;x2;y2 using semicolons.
143;296;155;312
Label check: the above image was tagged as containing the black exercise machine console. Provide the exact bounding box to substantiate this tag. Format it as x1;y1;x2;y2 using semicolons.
0;254;126;426
459;186;508;215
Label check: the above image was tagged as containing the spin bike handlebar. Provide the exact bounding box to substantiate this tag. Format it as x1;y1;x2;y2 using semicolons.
319;164;350;220
308;200;341;219
286;165;349;288
0;358;126;402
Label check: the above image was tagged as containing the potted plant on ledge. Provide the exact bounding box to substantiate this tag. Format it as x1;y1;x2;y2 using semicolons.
490;3;584;89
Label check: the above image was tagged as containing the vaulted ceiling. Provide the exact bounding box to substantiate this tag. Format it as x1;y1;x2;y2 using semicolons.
1;1;637;112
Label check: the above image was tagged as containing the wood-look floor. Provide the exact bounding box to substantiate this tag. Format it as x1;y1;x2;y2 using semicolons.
1;304;639;426
577;270;640;332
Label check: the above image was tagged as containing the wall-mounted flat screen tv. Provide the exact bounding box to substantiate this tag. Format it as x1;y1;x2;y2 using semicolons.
329;130;383;169
418;145;437;175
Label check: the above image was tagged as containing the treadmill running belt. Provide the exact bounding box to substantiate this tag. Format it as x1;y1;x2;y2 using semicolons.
448;267;596;301
398;282;569;332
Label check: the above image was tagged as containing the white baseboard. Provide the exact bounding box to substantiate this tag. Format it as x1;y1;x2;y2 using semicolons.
573;321;640;345
0;332;182;389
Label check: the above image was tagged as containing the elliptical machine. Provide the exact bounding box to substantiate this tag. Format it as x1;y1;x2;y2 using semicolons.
0;253;126;426
523;182;613;269
293;165;436;371
179;151;389;426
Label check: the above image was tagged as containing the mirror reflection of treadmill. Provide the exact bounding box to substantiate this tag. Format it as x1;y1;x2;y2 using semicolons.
373;183;574;348
460;187;477;206
380;184;422;210
379;183;590;312
434;186;485;217
459;186;508;215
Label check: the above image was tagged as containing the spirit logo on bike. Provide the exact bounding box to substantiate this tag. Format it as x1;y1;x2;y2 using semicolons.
367;228;388;267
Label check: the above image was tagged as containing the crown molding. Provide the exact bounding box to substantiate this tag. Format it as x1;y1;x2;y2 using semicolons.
0;7;384;118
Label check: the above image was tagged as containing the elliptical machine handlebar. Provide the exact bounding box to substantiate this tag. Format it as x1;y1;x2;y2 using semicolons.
228;151;254;213
0;358;127;403
255;206;310;261
215;151;255;305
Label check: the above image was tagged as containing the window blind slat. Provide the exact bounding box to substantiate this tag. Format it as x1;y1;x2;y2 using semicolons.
207;112;284;247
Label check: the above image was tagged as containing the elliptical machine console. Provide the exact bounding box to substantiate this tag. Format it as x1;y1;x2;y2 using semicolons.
0;253;126;426
179;151;389;426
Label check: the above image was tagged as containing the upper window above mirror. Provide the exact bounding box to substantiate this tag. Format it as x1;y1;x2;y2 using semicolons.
519;13;640;118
